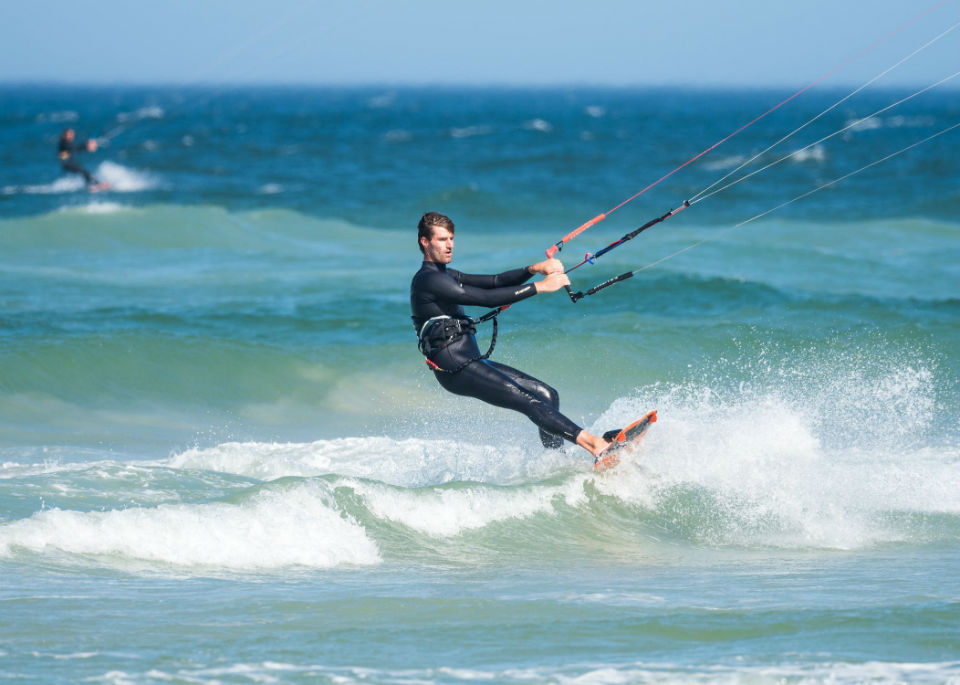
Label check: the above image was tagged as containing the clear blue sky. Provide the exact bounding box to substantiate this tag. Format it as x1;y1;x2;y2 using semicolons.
2;0;957;88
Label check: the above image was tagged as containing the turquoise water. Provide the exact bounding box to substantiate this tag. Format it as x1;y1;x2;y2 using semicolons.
1;83;959;683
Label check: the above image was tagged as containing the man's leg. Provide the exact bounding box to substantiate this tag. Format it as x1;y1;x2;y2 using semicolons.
435;360;581;446
487;361;564;449
62;160;96;185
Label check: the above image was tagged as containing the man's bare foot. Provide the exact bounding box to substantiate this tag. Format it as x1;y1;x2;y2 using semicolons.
575;430;610;457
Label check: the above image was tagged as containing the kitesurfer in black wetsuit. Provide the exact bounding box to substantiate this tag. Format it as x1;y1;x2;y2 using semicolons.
58;128;101;188
410;211;611;458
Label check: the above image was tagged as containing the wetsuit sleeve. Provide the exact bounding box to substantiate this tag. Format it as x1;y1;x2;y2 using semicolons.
457;267;532;289
427;269;537;308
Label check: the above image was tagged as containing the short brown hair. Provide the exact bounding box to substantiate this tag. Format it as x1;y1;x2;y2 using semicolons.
417;212;454;253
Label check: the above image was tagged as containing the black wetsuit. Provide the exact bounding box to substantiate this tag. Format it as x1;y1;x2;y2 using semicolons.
58;137;97;185
410;260;582;448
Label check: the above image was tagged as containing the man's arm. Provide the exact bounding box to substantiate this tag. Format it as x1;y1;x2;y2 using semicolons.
429;267;569;308
64;140;97;156
426;270;538;308
456;267;532;289
456;258;564;288
528;258;564;276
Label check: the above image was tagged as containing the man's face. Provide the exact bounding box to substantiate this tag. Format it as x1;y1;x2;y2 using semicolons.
420;225;454;264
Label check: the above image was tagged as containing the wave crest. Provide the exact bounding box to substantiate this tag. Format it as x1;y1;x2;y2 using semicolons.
0;481;379;571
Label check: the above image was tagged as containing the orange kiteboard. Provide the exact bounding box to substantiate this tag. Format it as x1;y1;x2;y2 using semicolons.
594;409;657;471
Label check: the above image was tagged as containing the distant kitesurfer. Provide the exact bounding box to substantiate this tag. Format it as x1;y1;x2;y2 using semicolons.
410;211;612;458
57;128;107;191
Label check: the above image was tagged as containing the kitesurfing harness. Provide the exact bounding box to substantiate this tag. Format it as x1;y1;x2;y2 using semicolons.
417;305;510;374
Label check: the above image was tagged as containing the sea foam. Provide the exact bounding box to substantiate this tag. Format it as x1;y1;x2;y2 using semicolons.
589;348;957;550
0;481;380;570
168;435;575;488
92;161;156;192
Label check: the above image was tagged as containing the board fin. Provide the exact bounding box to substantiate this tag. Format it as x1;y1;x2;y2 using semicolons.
594;409;657;471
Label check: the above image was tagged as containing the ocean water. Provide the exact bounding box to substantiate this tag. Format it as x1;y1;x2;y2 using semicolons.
1;81;959;684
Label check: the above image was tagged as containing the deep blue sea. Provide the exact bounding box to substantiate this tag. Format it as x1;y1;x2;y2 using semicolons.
1;82;959;683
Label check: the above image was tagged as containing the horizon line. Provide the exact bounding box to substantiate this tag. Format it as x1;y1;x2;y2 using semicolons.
2;79;957;92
